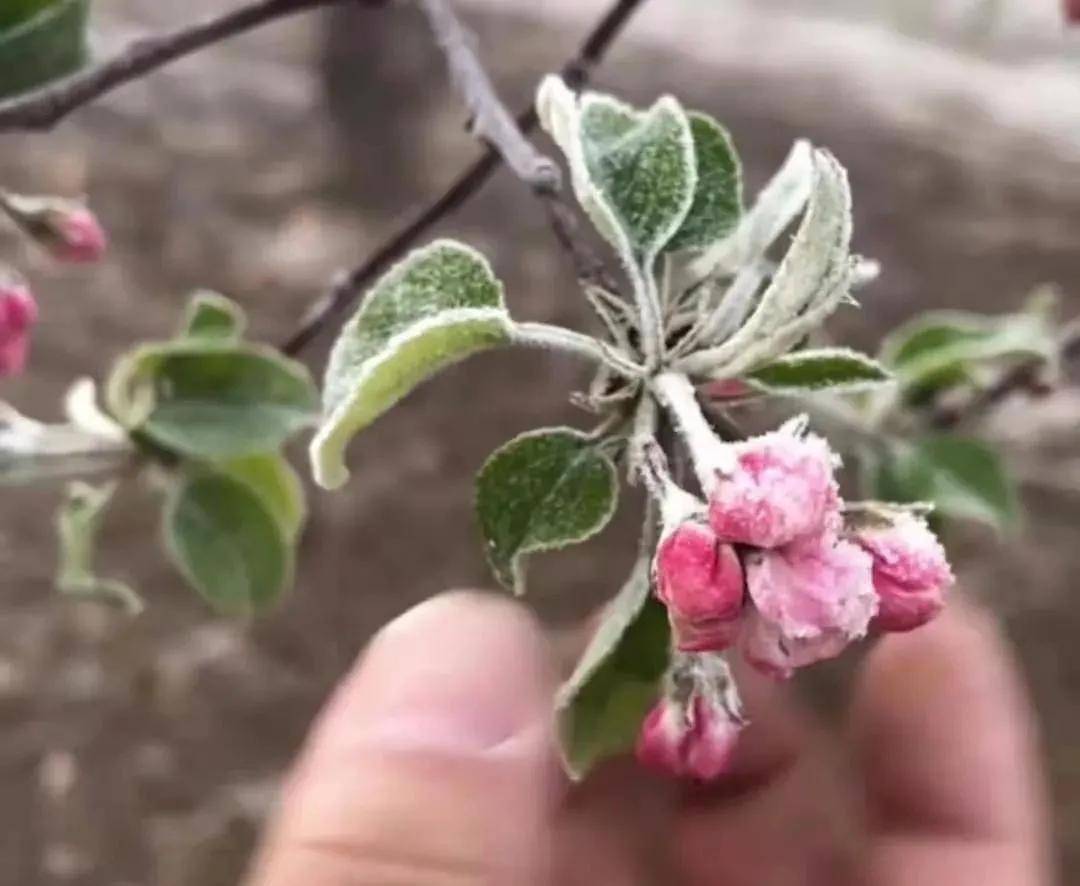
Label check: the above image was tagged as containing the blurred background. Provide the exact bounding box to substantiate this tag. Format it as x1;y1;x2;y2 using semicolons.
0;0;1079;882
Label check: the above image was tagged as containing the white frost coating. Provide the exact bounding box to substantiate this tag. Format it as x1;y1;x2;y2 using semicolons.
688;139;814;284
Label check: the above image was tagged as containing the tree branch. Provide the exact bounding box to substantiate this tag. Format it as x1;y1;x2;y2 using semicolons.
282;0;646;355
0;0;379;133
417;0;559;190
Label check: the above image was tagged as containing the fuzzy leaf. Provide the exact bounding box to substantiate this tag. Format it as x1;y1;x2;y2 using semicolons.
880;308;1056;397
107;341;318;460
55;481;142;614
557;559;670;779
0;0;88;99
219;453;306;541
577;93;697;262
476;428;618;594
688;139;813;280
869;436;1018;531
165;470;292;615
311;241;512;490
180;291;247;341
665;111;742;253
678;149;853;378
746;348;892;394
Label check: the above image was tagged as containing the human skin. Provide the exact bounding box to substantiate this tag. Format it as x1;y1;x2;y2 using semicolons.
246;591;1054;885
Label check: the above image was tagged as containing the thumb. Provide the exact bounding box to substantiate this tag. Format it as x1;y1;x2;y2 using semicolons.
248;592;559;886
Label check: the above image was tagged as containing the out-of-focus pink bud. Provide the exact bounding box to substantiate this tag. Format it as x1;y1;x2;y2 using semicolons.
635;694;741;782
852;514;954;632
0;271;38;376
0;193;107;264
655;521;744;652
1067;0;1080;24
708;425;840;549
741;534;876;678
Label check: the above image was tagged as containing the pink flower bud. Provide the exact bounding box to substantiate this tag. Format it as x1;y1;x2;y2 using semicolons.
852;514;954;633
708;426;840;549
0;272;38;377
741;534;876;677
0;193;107;264
635;695;741;782
739;611;850;680
1067;0;1080;24
49;205;108;264
655;521;744;652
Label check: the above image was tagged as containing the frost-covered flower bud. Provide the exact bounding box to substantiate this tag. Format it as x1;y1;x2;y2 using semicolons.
739;611;850;681
741;533;877;678
635;687;742;782
852;513;954;632
708;421;840;549
0;271;38;376
0;193;107;264
655;521;744;652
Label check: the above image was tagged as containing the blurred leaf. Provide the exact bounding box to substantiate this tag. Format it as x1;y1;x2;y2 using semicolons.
107;341;318;460
311;240;511;489
219;452;305;541
164;470;291;615
476;428;618;595
0;0;89;100
180;291;246;341
55;480;142;614
868;435;1018;531
746;348;892;394
557;559;670;779
665;111;742;253
879;308;1056;399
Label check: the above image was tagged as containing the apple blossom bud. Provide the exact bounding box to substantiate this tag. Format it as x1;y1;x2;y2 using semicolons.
635;694;741;782
739;611;850;680
0;193;107;264
708;425;840;549
654;521;744;652
741;534;877;678
852;513;954;632
0;271;38;376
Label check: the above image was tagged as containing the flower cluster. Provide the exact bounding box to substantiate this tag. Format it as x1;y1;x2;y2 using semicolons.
637;419;954;780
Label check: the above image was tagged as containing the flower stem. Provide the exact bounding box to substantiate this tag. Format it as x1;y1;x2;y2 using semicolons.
512;322;645;378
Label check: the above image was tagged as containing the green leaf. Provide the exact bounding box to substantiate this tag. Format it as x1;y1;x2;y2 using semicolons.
107;341;319;460
665;111;742;253
219;453;306;541
879;309;1056;398
0;0;89;100
577;92;697;262
556;559;670;779
746;348;892;394
180;291;247;341
476;428;619;595
311;240;512;490
55;481;142;614
164;470;291;615
869;436;1018;531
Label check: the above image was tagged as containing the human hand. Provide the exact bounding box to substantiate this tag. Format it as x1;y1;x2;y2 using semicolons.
246;592;1053;885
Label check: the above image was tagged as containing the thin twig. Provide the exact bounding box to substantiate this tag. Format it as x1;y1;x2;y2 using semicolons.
417;0;559;190
282;0;646;355
0;0;377;132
